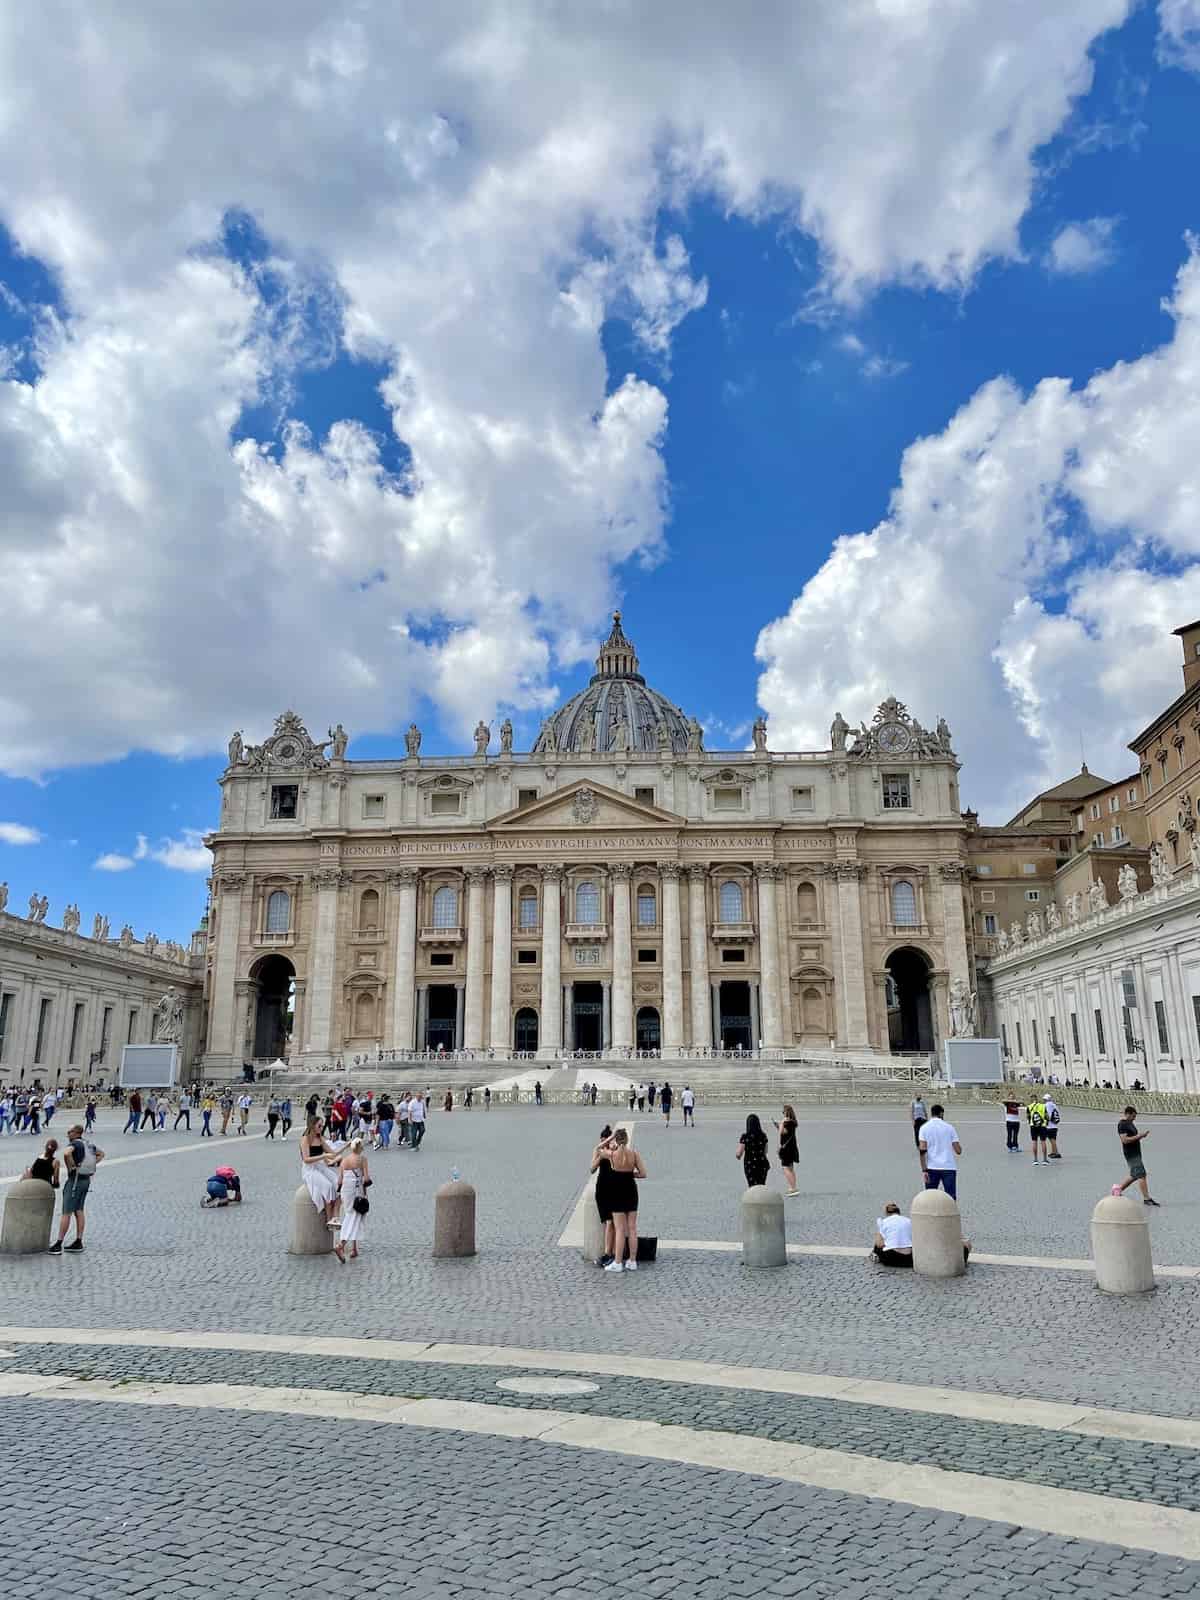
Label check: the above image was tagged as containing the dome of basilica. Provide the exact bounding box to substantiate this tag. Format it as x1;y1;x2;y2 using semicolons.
532;613;696;757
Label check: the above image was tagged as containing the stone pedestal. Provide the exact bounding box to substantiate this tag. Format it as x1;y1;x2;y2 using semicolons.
741;1184;786;1267
287;1183;333;1256
433;1179;477;1258
582;1182;607;1264
911;1187;965;1278
0;1178;55;1254
1091;1194;1156;1295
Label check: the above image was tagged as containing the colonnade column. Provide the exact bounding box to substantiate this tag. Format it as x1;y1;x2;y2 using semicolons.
463;866;488;1050
489;865;513;1053
391;868;418;1051
611;864;633;1051
305;868;342;1055
686;866;711;1049
755;865;784;1052
833;862;870;1047
661;863;684;1055
538;864;563;1057
208;873;245;1059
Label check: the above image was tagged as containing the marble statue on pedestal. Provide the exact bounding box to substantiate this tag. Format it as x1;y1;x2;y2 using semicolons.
1065;893;1081;924
155;987;185;1044
405;723;422;757
1045;902;1061;933
1010;920;1024;947
0;881;7;913
227;730;244;768
949;978;977;1038
1118;863;1140;902
830;712;849;752
1026;909;1042;940
330;723;348;760
499;718;513;754
474;720;490;756
119;925;134;949
1088;879;1109;914
752;716;768;752
996;927;1010;953
1149;843;1172;888
63;903;80;934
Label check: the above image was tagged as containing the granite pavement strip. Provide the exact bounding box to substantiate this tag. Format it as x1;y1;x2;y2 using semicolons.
1;1104;1198;1597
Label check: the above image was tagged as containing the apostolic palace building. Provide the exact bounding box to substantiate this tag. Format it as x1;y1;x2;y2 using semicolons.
199;615;974;1072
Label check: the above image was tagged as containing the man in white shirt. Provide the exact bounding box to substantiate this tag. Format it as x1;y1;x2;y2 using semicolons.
236;1092;253;1135
408;1092;427;1150
918;1104;962;1200
396;1092;410;1146
872;1203;914;1267
681;1085;696;1127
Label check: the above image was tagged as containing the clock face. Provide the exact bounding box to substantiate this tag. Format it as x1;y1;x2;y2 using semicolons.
275;741;298;762
876;721;911;755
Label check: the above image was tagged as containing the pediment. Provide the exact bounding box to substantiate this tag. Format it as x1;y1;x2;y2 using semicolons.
491;779;683;831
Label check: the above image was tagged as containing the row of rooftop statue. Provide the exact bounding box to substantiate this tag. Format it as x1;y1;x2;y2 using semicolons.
996;841;1195;954
0;884;190;962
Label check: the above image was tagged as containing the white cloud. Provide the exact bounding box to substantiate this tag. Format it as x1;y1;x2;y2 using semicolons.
0;821;41;845
93;852;136;872
0;1;1131;775
755;243;1200;820
1159;0;1200;72
1046;216;1119;275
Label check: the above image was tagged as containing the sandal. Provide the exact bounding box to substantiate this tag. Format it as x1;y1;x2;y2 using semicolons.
333;1245;346;1264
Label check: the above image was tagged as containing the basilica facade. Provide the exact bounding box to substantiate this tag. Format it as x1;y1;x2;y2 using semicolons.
201;616;974;1072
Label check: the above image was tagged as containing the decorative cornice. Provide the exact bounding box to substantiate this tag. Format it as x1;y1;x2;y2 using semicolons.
219;874;247;892
390;868;420;888
832;862;867;881
684;864;708;883
659;862;682;880
541;863;565;881
754;863;784;882
311;868;348;890
938;862;966;881
492;863;515;883
610;863;632;881
463;865;489;883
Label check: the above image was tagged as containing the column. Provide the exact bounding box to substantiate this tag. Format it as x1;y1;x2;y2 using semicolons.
661;863;684;1055
834;863;870;1047
755;865;784;1052
234;980;256;1062
291;978;307;1060
602;980;612;1050
489;865;513;1053
687;867;711;1048
391;868;418;1051
463;866;488;1049
938;863;971;997
207;874;245;1059
611;864;633;1050
305;869;342;1054
538;864;563;1056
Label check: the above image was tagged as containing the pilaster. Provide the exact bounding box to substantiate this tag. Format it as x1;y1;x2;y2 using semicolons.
611;863;633;1051
755;865;784;1052
463;866;488;1049
538;864;563;1057
391;868;419;1051
489;864;513;1052
661;863;684;1055
686;866;711;1048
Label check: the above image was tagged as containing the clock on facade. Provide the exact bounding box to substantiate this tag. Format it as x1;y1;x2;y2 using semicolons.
875;722;911;755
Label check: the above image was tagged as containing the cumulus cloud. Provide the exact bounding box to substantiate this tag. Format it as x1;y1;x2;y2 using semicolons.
0;0;1131;775
0;821;41;845
1159;0;1200;71
755;244;1200;820
93;851;136;872
1046;216;1119;274
94;830;211;875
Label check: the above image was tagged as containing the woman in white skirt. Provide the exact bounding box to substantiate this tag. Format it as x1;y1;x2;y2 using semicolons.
300;1115;340;1223
335;1137;370;1263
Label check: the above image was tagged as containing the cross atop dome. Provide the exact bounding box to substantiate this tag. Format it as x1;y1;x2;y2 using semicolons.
593;609;643;683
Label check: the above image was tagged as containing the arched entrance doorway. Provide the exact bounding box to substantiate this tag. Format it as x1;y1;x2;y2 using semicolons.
886;947;934;1053
636;1006;661;1051
514;1007;539;1052
250;954;295;1059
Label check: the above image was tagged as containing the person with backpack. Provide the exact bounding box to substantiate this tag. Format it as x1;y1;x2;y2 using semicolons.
1044;1094;1063;1159
48;1123;103;1253
1027;1097;1050;1165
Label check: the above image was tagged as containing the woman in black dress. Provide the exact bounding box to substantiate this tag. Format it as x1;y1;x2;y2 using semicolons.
590;1124;617;1265
736;1114;770;1188
25;1138;60;1189
773;1104;799;1196
605;1129;647;1272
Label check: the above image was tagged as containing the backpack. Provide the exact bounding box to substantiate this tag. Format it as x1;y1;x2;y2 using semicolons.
1047;1104;1059;1125
1028;1103;1046;1130
75;1140;99;1178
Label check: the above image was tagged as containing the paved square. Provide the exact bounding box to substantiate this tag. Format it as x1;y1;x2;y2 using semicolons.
2;1097;1198;1596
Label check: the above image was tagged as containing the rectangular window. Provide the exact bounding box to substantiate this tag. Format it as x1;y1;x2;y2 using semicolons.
68;1001;85;1065
430;791;461;815
1024;889;1040;902
1022;863;1036;875
270;784;298;820
634;786;655;805
1109;795;1119;813
100;1005;112;1059
1094;1008;1106;1056
721;948;746;963
1155;999;1170;1055
1032;1018;1040;1056
713;786;743;810
975;864;992;875
1015;1021;1023;1057
33;997;52;1065
1112;824;1124;843
637;948;657;963
362;794;386;819
429;951;453;967
791;786;815;811
1071;1012;1080;1056
127;1009;139;1044
517;788;539;808
1193;994;1200;1050
636;890;656;927
1127;787;1138;804
979;889;995;903
881;773;911;809
1050;1016;1059;1053
0;992;11;1062
1090;803;1100;820
1122;1005;1135;1054
1000;1022;1008;1055
516;948;537;965
983;914;997;935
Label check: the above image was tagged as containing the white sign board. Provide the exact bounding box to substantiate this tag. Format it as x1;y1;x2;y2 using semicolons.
120;1042;179;1088
943;1038;1004;1084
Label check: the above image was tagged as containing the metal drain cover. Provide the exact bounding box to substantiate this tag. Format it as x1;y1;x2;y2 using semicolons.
495;1374;599;1396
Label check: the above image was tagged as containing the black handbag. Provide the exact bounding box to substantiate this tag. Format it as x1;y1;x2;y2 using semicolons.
352;1193;370;1215
635;1235;657;1262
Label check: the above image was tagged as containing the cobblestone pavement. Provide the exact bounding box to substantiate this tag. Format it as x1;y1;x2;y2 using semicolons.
2;1103;1198;1597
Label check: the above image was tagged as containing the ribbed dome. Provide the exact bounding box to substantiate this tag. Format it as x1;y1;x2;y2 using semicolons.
533;613;694;756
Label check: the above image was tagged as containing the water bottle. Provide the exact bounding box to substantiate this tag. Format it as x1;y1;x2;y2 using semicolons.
451;1166;460;1184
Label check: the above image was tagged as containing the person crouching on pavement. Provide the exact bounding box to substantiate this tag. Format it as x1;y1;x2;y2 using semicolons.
202;1165;242;1207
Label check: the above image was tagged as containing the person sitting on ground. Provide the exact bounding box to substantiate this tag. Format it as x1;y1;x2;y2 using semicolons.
872;1201;971;1268
202;1165;243;1207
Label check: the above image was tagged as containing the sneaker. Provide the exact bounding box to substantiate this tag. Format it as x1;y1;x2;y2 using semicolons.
786;1190;800;1198
47;1240;62;1254
603;1259;624;1273
1111;1185;1124;1197
598;1254;614;1268
64;1239;83;1251
624;1259;638;1271
1144;1198;1161;1207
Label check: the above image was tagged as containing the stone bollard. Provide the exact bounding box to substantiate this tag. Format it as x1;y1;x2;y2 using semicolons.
911;1187;965;1278
741;1184;787;1267
0;1178;56;1254
1091;1194;1156;1295
287;1183;333;1256
582;1181;607;1264
433;1179;477;1258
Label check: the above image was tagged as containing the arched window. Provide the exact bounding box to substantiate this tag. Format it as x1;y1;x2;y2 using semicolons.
636;883;657;927
796;881;818;924
576;881;601;925
891;880;917;926
517;887;538;929
358;888;380;933
265;890;290;934
432;885;459;929
719;880;744;923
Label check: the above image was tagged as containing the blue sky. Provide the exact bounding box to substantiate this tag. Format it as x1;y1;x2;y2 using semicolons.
3;1;1200;941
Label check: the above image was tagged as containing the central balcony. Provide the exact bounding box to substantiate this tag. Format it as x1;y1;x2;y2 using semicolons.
419;925;463;946
711;921;756;944
564;921;608;943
